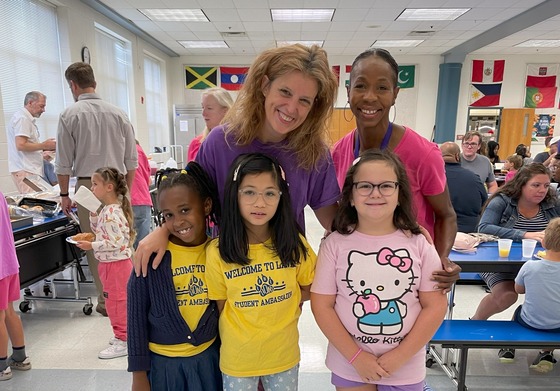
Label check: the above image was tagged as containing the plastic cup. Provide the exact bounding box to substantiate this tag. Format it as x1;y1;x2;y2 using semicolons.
498;239;513;258
522;239;538;258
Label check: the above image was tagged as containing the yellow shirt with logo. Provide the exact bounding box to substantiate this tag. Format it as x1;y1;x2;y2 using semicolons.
205;236;316;377
149;240;215;357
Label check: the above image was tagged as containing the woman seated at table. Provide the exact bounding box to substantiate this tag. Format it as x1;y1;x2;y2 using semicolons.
473;163;560;323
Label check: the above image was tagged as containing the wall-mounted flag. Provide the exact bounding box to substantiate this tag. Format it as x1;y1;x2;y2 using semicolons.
220;66;249;90
332;65;340;85
469;59;505;106
470;83;502;107
398;65;415;88
185;66;217;89
345;65;352;87
524;64;558;108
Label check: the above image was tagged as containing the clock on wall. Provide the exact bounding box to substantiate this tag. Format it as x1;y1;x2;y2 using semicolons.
81;46;91;64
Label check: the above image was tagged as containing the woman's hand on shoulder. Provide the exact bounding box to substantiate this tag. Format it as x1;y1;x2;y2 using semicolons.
431;256;461;294
133;226;170;277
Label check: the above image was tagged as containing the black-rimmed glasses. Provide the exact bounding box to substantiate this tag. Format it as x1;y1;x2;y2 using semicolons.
353;181;399;197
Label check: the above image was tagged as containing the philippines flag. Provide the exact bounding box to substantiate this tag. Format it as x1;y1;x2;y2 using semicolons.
220;66;249;90
471;60;505;83
469;83;502;107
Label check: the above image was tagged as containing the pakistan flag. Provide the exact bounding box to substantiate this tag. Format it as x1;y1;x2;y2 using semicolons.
398;65;415;88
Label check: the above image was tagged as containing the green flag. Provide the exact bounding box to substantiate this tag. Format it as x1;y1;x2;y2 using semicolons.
398;65;415;88
185;66;217;89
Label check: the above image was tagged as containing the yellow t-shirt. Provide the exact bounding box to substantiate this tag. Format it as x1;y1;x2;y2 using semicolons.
205;236;316;377
149;240;215;357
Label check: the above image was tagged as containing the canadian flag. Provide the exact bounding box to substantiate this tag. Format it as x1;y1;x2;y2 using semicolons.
471;60;505;83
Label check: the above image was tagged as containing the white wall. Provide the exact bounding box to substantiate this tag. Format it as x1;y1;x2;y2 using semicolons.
0;0;173;194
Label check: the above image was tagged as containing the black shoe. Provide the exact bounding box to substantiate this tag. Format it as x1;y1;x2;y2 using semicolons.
530;351;556;373
498;348;515;362
95;305;108;317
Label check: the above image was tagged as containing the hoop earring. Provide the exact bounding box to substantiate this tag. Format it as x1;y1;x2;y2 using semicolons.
391;104;397;123
343;101;354;122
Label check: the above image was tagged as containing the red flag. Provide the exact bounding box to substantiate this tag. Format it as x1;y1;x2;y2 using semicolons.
471;60;505;83
332;65;340;85
526;75;557;88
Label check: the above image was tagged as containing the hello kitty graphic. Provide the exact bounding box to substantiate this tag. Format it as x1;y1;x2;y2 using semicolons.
345;247;416;335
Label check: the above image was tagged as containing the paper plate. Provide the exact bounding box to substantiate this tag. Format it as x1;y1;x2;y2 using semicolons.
66;236;78;245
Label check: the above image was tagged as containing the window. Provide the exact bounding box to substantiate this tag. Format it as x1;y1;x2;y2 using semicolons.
94;24;133;117
144;53;169;151
0;0;65;139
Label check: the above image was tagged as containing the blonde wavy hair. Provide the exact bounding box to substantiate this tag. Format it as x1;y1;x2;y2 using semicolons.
223;44;338;170
201;87;234;141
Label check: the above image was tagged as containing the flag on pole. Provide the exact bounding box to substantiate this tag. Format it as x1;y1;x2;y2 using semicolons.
525;64;559;108
220;66;249;90
398;65;415;88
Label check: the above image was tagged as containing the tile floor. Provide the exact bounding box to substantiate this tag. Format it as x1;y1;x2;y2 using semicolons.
4;208;560;390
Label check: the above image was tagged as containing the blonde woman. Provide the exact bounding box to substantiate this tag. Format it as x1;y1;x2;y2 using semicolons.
187;87;234;161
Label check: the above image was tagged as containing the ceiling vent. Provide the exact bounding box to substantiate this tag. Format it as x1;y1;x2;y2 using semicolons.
408;30;436;37
221;31;248;38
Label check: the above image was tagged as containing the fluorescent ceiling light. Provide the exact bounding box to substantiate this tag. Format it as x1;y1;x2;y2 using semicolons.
271;9;334;22
179;41;228;49
515;40;560;47
397;8;469;21
372;40;424;47
277;40;324;47
139;9;208;22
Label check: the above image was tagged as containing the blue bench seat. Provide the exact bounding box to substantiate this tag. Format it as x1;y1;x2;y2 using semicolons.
429;320;560;390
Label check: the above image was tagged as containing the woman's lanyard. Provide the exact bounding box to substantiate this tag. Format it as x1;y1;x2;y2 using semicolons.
353;122;393;159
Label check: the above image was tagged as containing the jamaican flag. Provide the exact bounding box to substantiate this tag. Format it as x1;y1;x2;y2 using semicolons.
185;66;217;89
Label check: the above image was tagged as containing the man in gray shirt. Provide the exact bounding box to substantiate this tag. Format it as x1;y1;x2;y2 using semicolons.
460;131;498;194
56;62;137;317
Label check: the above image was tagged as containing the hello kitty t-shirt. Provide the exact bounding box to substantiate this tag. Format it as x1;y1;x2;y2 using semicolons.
311;229;442;386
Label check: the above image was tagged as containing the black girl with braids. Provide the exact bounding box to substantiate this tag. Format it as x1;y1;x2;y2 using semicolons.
204;153;316;389
127;161;222;391
74;167;135;359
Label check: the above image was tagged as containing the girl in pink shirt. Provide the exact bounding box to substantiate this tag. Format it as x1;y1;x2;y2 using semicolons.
504;154;522;182
311;150;447;391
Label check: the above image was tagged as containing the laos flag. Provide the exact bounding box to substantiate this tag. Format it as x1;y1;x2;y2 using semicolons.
220;67;249;90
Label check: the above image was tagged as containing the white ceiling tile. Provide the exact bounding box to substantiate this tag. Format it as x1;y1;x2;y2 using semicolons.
112;8;149;21
185;22;219;32
233;0;271;8
213;21;245;31
332;9;368;22
133;20;163;31
301;22;330;32
238;9;272;22
268;0;305;8
247;31;275;40
161;0;200;7
204;9;240;21
201;0;235;8
155;21;190;31
166;31;198;40
243;22;273;32
273;22;302;32
193;31;223;39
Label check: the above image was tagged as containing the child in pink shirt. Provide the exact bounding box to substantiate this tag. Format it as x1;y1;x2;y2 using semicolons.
504;154;523;182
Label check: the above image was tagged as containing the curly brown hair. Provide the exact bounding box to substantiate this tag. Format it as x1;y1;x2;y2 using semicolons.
223;44;338;170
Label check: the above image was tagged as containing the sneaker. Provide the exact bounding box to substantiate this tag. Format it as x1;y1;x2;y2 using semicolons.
95;304;108;317
529;351;557;373
98;339;127;359
498;348;515;363
0;367;12;381
108;336;119;345
8;356;32;371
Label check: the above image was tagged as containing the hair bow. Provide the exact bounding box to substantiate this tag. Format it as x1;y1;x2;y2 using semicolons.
377;248;412;272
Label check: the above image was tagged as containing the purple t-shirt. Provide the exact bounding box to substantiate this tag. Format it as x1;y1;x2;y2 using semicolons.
196;125;340;232
331;127;446;239
1;192;20;280
311;230;442;385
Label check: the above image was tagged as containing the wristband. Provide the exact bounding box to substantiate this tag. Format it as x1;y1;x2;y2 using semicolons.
348;348;363;364
60;193;69;197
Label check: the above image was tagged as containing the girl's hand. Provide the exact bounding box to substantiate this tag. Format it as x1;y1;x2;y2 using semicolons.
76;241;93;251
90;212;97;217
377;349;406;376
134;226;170;277
132;371;150;391
352;350;390;383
